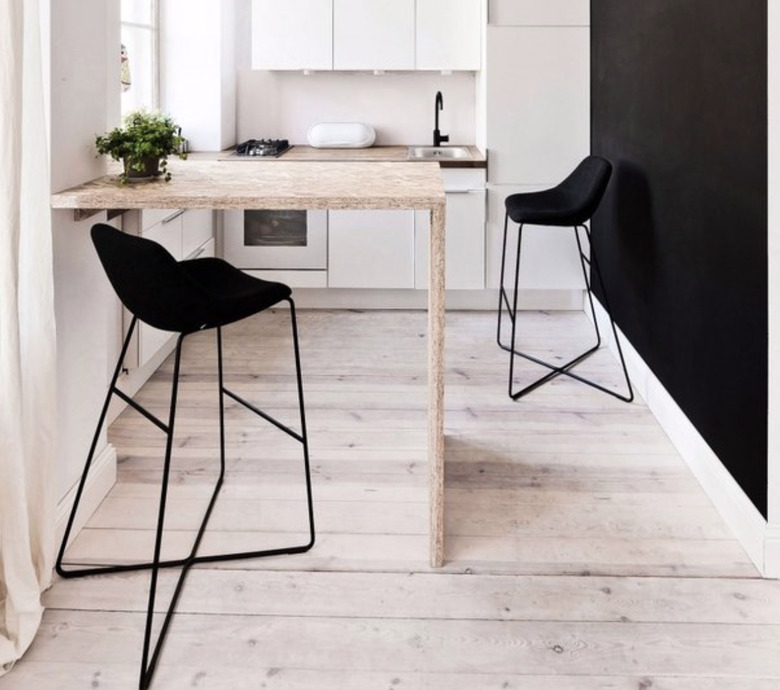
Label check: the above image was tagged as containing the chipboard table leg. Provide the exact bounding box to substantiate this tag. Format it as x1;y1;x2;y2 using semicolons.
429;201;446;568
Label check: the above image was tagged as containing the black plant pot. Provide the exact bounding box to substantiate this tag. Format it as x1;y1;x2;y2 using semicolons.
124;156;161;180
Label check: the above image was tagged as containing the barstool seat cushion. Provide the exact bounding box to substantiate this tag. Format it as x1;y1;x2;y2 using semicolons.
91;223;290;334
505;156;612;226
180;257;291;330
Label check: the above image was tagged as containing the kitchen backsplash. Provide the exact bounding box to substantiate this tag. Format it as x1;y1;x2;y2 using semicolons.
236;70;477;146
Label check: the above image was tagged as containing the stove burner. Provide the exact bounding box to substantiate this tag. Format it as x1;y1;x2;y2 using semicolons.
235;138;291;157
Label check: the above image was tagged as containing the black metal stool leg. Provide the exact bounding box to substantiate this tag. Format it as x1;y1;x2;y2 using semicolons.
139;333;186;690
59;308;316;690
576;225;634;403
287;298;316;548
496;211;513;349
496;220;633;402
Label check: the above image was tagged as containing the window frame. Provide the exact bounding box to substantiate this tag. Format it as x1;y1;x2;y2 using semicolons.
120;0;160;115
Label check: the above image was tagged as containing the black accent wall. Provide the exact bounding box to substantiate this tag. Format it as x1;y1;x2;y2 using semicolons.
591;1;768;515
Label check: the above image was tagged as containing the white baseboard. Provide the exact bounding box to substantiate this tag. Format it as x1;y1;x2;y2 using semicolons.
286;288;584;311
55;443;117;550
591;301;772;577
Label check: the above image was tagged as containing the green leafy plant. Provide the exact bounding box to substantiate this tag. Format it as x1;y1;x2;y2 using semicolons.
95;109;187;183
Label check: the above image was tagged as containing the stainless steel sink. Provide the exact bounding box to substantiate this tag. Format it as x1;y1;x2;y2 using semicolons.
407;145;471;160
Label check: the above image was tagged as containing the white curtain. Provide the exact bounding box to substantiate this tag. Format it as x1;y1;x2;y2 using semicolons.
0;0;57;675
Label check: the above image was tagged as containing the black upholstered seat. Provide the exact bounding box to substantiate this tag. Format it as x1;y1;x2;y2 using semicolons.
91;223;291;333
505;156;613;226
58;223;315;690
497;156;633;402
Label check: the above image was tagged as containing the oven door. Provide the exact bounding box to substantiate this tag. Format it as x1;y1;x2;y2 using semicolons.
222;209;327;269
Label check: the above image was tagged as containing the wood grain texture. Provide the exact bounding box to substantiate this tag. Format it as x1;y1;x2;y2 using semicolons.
9;310;777;689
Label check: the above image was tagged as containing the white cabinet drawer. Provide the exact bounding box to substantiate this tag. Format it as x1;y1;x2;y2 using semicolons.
143;212;182;261
182;209;214;259
139;208;184;235
186;237;215;261
328;210;415;288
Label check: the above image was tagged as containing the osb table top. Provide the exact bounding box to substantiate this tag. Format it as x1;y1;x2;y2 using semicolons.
51;159;446;213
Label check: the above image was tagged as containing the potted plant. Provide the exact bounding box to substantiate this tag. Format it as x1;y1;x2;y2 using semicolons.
95;109;187;183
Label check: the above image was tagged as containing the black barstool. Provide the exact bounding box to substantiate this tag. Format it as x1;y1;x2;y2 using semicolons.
497;156;633;402
56;223;315;689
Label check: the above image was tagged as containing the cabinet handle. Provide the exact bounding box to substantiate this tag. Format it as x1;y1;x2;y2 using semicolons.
446;189;483;195
186;246;206;260
162;209;185;224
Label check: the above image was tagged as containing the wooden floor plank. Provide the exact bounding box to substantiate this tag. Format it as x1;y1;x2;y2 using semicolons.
24;610;780;678
44;570;780;626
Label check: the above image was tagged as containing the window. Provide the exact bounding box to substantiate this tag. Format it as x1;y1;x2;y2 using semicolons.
120;0;159;116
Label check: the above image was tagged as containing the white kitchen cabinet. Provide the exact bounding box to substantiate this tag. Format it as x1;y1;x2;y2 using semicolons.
489;0;589;26
417;0;482;71
484;23;589;294
251;0;333;70
416;168;486;290
486;26;589;185
182;209;214;259
328;210;416;288
162;0;238;151
333;0;415;71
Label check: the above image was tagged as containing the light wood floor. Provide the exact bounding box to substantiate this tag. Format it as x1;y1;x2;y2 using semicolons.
8;310;780;689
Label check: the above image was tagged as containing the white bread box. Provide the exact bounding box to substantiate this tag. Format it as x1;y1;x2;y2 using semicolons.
307;122;376;149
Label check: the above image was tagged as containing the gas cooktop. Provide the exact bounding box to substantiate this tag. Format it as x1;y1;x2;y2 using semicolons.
229;138;292;158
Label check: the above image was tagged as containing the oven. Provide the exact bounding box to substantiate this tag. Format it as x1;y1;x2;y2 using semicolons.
222;208;327;270
221;138;328;273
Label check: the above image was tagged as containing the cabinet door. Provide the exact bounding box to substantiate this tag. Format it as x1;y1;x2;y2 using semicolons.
486;26;590;184
333;0;415;70
416;190;486;290
252;0;333;70
182;209;214;259
328;210;415;288
417;0;481;71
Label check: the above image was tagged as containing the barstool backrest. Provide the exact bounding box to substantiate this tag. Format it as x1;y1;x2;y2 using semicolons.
91;222;206;332
558;155;613;225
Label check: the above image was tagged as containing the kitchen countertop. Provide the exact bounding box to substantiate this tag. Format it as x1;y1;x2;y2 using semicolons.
51;158;446;212
220;145;487;168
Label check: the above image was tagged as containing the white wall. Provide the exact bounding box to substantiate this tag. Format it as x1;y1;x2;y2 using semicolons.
50;0;118;504
237;70;477;145
161;0;239;151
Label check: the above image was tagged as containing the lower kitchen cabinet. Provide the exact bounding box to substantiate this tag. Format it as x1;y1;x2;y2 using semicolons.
416;168;486;290
327;209;416;288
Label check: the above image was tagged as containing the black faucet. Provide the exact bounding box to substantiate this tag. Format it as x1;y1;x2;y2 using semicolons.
433;91;449;147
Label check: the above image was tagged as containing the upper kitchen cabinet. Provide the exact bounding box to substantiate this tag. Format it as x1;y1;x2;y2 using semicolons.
251;0;333;70
252;0;481;71
417;0;481;71
486;26;589;184
333;0;415;71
